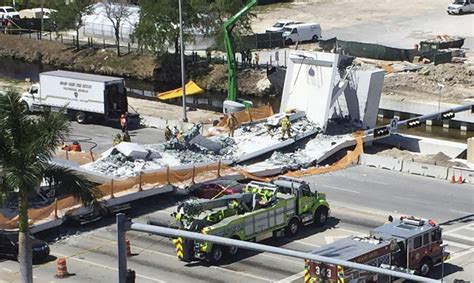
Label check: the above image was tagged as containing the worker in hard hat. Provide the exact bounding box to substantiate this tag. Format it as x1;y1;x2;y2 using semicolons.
280;114;292;139
70;141;82;152
119;113;127;133
226;113;239;137
113;133;123;145
165;126;172;141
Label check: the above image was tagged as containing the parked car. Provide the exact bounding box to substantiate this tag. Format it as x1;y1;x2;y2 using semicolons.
282;23;322;45
0;6;20;20
0;232;50;263
447;0;474;14
266;20;298;33
188;180;245;199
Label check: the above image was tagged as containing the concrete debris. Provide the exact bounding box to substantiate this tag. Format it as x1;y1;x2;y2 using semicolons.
116;142;161;160
377;148;468;168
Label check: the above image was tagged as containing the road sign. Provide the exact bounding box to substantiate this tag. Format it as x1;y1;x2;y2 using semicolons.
390;118;398;134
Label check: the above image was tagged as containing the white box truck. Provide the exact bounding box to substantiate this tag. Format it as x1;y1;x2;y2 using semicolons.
21;70;140;127
282;23;321;45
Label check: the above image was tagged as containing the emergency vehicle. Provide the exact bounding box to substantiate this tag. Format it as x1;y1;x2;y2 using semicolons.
305;216;448;282
172;176;330;263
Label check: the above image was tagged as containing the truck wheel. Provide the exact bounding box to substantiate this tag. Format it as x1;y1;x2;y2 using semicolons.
21;101;30;113
314;207;329;227
418;258;433;276
208;245;224;264
75;112;86;124
285;39;293;45
227;236;240;257
312;35;319;42
286;218;300;237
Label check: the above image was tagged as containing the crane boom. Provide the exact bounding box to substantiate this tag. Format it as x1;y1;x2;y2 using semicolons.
224;0;257;102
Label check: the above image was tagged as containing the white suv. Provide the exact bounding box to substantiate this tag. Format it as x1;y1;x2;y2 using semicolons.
447;0;474;14
0;6;20;20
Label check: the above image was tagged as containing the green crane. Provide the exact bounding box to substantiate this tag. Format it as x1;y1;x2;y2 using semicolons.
224;0;257;103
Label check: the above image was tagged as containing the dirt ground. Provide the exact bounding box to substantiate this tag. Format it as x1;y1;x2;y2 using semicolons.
376;147;467;167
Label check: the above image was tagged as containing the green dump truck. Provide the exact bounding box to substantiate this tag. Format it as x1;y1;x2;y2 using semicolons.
172;176;330;263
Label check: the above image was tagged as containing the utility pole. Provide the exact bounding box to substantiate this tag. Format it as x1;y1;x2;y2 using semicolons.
178;0;188;123
40;0;44;40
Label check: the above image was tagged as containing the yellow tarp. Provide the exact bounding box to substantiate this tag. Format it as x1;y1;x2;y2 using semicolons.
157;81;204;100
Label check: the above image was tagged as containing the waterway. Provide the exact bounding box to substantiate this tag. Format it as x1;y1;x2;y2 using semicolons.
0;56;470;143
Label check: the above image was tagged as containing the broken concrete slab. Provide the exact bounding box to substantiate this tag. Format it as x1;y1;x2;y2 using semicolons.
189;134;223;153
115;142;161;160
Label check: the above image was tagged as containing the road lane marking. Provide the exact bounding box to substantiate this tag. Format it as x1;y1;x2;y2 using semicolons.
446;247;474;262
274;271;305;283
294;240;321;248
259;253;301;265
444;223;474;235
90;234;272;281
211;266;272;282
2;268;13;273
449;209;474;215
51;252;165;283
445;232;474;242
320;184;360;194
444;240;472;250
335;227;366;236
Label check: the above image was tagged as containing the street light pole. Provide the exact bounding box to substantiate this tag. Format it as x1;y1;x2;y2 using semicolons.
40;0;44;40
178;0;188;123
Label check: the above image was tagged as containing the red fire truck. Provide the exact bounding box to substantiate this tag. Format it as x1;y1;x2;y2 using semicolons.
305;216;448;282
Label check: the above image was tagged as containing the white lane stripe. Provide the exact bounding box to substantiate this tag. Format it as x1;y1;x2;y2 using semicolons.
444;240;472;250
446;247;474;262
335;227;366;236
445;232;474;242
444;223;474;234
90;234;272;282
2;268;13;273
274;271;305;283
320;184;360;194
294;240;321;248
259;253;301;265
51;252;165;283
449;209;474;215
464;226;474;232
211;266;272;282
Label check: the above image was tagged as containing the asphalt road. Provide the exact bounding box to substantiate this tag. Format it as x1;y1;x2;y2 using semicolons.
1;165;473;282
66;121;165;154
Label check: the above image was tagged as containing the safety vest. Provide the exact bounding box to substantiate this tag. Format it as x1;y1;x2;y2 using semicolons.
281;117;290;130
120;116;127;127
227;116;238;128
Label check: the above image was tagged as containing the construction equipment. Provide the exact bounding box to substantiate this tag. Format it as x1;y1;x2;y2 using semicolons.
222;0;257;113
172;176;330;263
306;216;449;282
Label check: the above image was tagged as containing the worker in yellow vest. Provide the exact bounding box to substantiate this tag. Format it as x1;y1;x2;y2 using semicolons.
280;115;292;139
226;113;239;137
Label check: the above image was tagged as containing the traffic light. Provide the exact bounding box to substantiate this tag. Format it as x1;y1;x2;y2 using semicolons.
407;119;422;129
441;111;455;120
373;126;390;138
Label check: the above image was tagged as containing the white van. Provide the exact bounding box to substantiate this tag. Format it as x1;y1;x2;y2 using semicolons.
282;23;322;45
266;20;297;33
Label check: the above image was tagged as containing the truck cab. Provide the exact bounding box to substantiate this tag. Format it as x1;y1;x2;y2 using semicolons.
447;0;474;14
370;216;447;276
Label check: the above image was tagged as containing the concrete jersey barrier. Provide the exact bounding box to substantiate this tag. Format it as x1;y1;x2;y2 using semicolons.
358;153;403;171
401;160;449;179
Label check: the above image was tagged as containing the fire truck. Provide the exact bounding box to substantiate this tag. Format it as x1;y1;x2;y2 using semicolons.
172;176;330;263
305;216;448;282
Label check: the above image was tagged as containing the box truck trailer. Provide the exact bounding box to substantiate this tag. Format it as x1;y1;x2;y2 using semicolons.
21;70;140;128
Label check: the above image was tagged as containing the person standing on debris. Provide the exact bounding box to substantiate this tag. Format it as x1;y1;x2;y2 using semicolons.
226;113;239;137
280;114;292;139
123;131;131;142
172;126;179;138
247;50;252;67
165;126;172;141
119;113;127;133
113;133;123;145
254;52;259;69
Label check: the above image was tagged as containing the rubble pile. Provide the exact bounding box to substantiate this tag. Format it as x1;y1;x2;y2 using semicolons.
383;63;474;103
377;148;467;168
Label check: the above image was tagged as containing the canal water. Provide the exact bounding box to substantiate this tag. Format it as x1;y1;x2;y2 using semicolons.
0;56;469;143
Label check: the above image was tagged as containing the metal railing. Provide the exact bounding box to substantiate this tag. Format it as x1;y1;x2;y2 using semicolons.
116;213;439;283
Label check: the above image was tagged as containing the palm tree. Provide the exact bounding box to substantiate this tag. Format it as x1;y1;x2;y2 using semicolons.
0;91;101;283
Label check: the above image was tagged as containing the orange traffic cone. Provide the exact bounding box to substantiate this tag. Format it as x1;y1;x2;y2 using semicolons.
55;258;69;278
450;175;455;184
457;176;463;184
125;238;131;257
